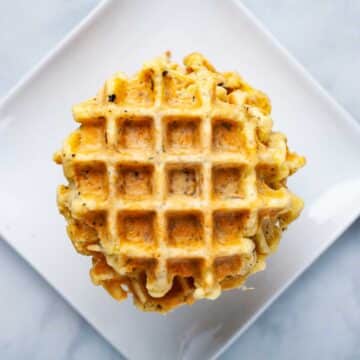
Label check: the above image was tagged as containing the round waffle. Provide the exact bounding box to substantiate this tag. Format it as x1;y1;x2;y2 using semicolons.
54;52;305;313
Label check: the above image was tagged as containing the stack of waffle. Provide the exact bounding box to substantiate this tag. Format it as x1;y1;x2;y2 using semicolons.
54;52;305;312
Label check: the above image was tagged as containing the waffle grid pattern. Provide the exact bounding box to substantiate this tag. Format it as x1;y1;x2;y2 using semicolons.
55;53;305;312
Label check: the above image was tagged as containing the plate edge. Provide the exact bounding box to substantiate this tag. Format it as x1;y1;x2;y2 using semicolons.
232;0;360;137
0;0;111;110
211;208;359;359
212;1;360;358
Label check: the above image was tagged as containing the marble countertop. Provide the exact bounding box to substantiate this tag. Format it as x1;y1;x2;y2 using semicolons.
0;1;359;359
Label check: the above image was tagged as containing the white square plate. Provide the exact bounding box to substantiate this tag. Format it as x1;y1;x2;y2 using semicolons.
1;1;360;359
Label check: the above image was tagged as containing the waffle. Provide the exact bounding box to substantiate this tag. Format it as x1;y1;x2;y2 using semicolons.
54;52;305;313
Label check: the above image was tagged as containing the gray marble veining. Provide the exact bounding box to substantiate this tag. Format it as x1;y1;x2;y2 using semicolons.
0;1;359;359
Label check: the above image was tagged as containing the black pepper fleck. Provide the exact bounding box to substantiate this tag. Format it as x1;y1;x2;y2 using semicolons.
108;94;116;102
162;70;168;77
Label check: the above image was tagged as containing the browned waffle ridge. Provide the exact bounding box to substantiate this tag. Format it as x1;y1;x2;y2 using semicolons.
54;52;305;313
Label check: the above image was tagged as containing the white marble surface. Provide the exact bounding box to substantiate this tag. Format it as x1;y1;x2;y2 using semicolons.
0;1;359;359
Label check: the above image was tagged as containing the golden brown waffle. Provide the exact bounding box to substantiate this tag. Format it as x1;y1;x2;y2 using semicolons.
54;52;305;313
